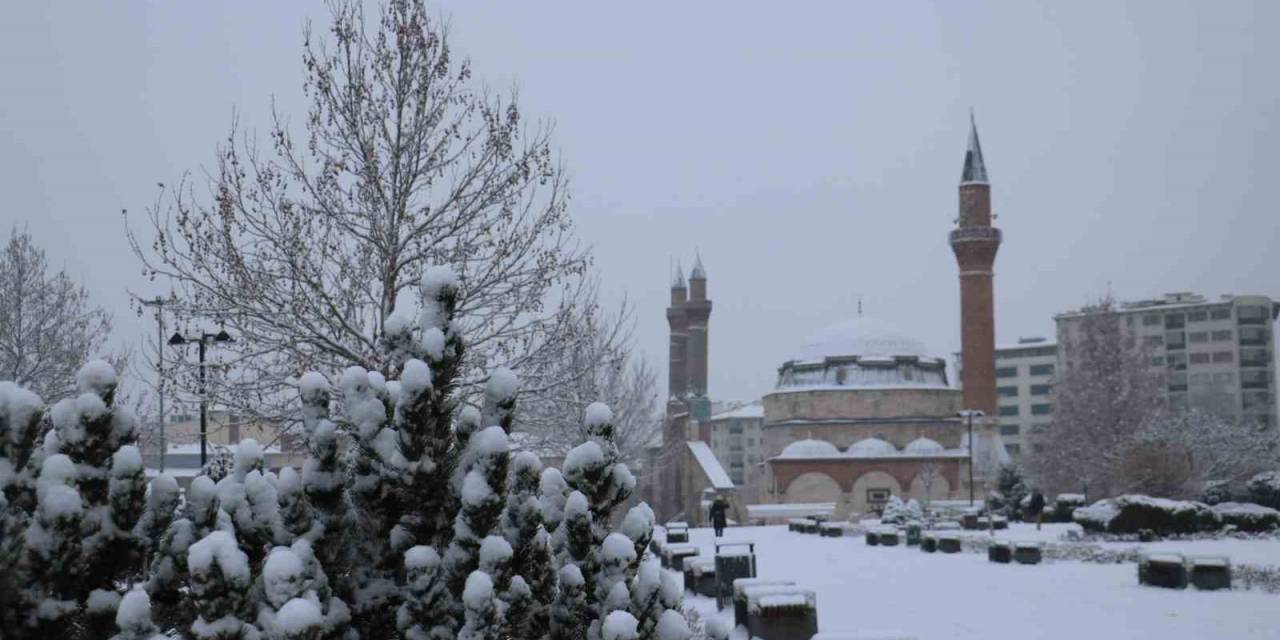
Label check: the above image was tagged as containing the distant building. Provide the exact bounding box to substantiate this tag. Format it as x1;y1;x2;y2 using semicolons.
707;402;764;498
992;337;1058;459
1055;292;1279;428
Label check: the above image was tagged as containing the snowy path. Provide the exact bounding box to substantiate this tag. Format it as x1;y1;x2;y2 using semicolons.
675;525;1280;640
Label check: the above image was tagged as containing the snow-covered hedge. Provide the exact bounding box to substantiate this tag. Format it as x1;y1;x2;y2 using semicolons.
1073;495;1218;534
1246;471;1280;509
1050;494;1086;523
1211;502;1280;532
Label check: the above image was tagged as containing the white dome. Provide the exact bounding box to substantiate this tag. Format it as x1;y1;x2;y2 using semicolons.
904;437;945;456
778;439;841;459
846;437;898;458
789;317;932;363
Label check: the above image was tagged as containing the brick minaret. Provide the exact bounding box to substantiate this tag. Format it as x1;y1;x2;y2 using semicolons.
666;263;689;400
685;254;712;416
950;113;1002;415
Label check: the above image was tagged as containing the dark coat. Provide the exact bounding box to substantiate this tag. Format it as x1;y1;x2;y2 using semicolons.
1028;492;1046;516
710;500;729;527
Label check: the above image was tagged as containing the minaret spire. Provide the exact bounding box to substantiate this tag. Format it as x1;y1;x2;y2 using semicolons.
961;109;989;184
671;260;686;289
690;250;706;280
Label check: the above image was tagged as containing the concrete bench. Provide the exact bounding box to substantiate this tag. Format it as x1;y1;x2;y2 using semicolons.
920;534;938;553
662;543;699;571
714;540;758;607
733;579;797;628
1013;542;1043;565
1139;553;1188;589
746;586;818;640
665;521;690;544
988;540;1012;564
687;557;718;597
937;533;961;554
865;530;880;546
1188;556;1231;591
878;528;900;547
819;522;846;537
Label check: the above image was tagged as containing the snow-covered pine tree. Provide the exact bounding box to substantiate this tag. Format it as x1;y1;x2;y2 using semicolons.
444;425;513;620
135;472;180;558
5;361;152;639
257;539;352;640
297;372;346;569
503;451;556;638
147;474;232;629
215;439;281;565
110;588;167;640
186;530;258;640
0;381;46;631
880;495;906;524
555;403;689;640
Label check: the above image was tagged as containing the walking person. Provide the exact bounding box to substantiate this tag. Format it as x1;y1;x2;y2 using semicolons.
710;495;729;538
1028;489;1046;531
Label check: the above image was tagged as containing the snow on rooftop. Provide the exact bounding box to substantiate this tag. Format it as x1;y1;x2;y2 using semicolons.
788;317;933;364
710;402;764;421
686;441;733;490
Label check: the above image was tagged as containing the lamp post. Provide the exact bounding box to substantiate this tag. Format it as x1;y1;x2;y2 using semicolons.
169;329;234;467
957;409;986;505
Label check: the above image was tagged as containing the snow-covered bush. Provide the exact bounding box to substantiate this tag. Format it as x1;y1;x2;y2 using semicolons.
1211;502;1280;532
1200;480;1234;506
879;495;907;524
1246;471;1280;509
1050;494;1086;523
1073;495;1218;534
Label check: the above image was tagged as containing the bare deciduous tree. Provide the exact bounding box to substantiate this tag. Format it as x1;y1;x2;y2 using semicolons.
1120;410;1279;499
0;227;118;401
1027;295;1165;497
127;0;590;431
514;289;661;466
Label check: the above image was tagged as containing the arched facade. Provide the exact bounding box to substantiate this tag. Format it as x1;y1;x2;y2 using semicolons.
784;471;843;503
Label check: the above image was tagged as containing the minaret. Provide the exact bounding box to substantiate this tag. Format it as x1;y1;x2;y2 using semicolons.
950;112;1001;416
685;254;712;420
666;262;689;400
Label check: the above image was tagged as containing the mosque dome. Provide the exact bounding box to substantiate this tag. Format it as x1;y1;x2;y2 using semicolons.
775;317;949;391
846;437;898;458
778;439;841;459
789;317;931;363
903;437;945;456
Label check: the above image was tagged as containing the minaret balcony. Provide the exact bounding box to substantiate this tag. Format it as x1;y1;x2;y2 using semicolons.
949;227;1002;245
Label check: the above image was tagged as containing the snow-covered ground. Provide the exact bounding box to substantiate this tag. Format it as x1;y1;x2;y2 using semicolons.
675;525;1280;640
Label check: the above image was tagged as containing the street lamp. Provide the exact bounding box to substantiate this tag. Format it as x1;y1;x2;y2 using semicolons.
169;328;234;466
957;409;986;505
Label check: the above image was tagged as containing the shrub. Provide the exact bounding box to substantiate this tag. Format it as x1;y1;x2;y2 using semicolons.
1074;495;1218;534
1200;480;1233;506
1211;502;1280;532
1246;472;1280;509
1051;494;1086;523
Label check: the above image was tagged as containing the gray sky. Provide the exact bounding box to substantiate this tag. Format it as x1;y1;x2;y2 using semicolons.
3;1;1278;404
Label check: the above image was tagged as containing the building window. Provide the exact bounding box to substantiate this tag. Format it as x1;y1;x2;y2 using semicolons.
1188;332;1208;344
1143;314;1162;326
1030;384;1052;396
1212;330;1233;342
1238;305;1268;325
1006;444;1021;456
1166;331;1186;350
1169;370;1188;392
729;424;743;434
1031;404;1052;416
996;366;1017;378
1145;335;1164;347
1029;363;1055;376
1188;311;1208;322
1241;370;1269;389
999;405;1019;417
998;386;1018;397
1151;356;1165;366
1211;351;1234;364
1244;391;1271;411
1000;424;1020;436
1210;307;1231;320
1165;314;1185;329
1240;348;1270;368
1239;327;1269;346
866;489;890;504
1189;353;1210;365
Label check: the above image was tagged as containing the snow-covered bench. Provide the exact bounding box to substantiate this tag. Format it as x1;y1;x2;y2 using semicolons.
878;527;900;546
662;543;698;571
686;557;718;597
937;533;961;554
664;521;690;544
1139;553;1188;589
732;578;795;628
744;585;818;640
1013;541;1043;565
1188;556;1231;591
987;540;1012;564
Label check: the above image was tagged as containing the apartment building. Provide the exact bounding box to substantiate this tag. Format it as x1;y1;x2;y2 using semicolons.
993;337;1057;459
707;401;764;493
1056;293;1278;428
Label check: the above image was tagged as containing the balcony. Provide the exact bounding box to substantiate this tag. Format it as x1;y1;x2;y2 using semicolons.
949;227;1003;244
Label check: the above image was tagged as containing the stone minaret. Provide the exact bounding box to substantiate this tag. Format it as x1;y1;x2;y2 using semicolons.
950;113;1002;415
685;254;712;413
666;262;689;400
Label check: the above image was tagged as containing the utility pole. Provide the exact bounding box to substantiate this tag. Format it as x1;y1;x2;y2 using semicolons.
138;297;167;472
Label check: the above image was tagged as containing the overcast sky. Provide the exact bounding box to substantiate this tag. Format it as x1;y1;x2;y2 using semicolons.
3;1;1278;405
